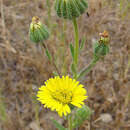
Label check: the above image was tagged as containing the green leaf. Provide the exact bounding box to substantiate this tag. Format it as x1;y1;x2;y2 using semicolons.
45;49;52;61
51;117;66;130
69;43;74;60
72;105;92;128
0;89;7;122
71;63;76;74
80;37;86;52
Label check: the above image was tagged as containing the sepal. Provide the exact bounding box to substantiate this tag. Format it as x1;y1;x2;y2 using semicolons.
93;31;110;58
29;16;49;43
55;0;88;19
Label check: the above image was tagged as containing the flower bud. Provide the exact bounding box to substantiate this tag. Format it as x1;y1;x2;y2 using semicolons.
29;16;49;43
55;0;88;20
73;105;92;128
94;31;109;58
99;30;109;45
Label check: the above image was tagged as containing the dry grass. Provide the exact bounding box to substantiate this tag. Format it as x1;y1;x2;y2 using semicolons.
0;0;130;130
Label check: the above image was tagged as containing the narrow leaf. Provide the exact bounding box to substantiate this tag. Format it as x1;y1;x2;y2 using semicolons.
0;89;7;122
51;117;66;130
72;105;92;128
80;37;86;51
45;49;52;61
69;43;74;60
71;63;76;74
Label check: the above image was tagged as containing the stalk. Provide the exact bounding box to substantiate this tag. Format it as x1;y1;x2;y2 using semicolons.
46;0;51;27
77;57;99;80
62;20;67;75
68;114;73;130
72;18;79;79
41;43;61;76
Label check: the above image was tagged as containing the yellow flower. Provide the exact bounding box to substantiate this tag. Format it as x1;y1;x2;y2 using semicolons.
37;76;87;117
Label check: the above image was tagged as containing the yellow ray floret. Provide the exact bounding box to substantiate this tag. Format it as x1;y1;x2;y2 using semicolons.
37;76;87;117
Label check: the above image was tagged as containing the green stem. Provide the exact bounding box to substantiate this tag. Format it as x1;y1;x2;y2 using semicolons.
77;57;99;80
46;0;51;27
41;43;61;76
62;20;67;75
72;17;79;79
68;114;73;130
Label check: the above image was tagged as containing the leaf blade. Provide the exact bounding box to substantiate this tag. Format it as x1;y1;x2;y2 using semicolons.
51;117;66;130
69;43;74;60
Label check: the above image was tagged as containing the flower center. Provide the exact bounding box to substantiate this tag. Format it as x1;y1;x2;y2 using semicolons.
51;90;72;104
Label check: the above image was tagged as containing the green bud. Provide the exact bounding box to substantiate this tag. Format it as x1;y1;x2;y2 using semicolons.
94;31;110;58
29;16;49;43
55;0;88;20
73;105;92;128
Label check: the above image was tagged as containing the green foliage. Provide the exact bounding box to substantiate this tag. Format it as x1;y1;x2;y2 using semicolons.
54;0;88;19
79;36;86;52
93;41;109;58
45;49;52;61
46;0;51;26
29;17;49;43
72;105;92;128
77;57;99;80
0;89;7;122
0;101;6;122
51;117;66;130
28;0;110;128
30;24;49;43
69;43;74;60
71;63;76;75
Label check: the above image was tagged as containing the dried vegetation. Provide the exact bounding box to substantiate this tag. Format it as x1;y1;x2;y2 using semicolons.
0;0;130;130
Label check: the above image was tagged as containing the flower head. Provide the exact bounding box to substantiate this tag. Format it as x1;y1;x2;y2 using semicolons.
99;30;109;45
37;76;87;117
29;16;49;43
93;31;110;58
54;0;88;20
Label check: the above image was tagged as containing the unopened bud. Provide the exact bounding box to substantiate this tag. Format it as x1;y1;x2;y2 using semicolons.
55;0;88;20
93;31;110;58
29;16;49;43
99;30;109;45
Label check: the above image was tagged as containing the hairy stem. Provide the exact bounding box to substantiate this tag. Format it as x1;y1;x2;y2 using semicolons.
41;43;61;76
72;18;79;79
46;0;51;27
68;114;73;130
77;57;99;80
62;20;68;75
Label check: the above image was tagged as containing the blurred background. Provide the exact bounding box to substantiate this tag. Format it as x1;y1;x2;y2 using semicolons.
0;0;130;130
